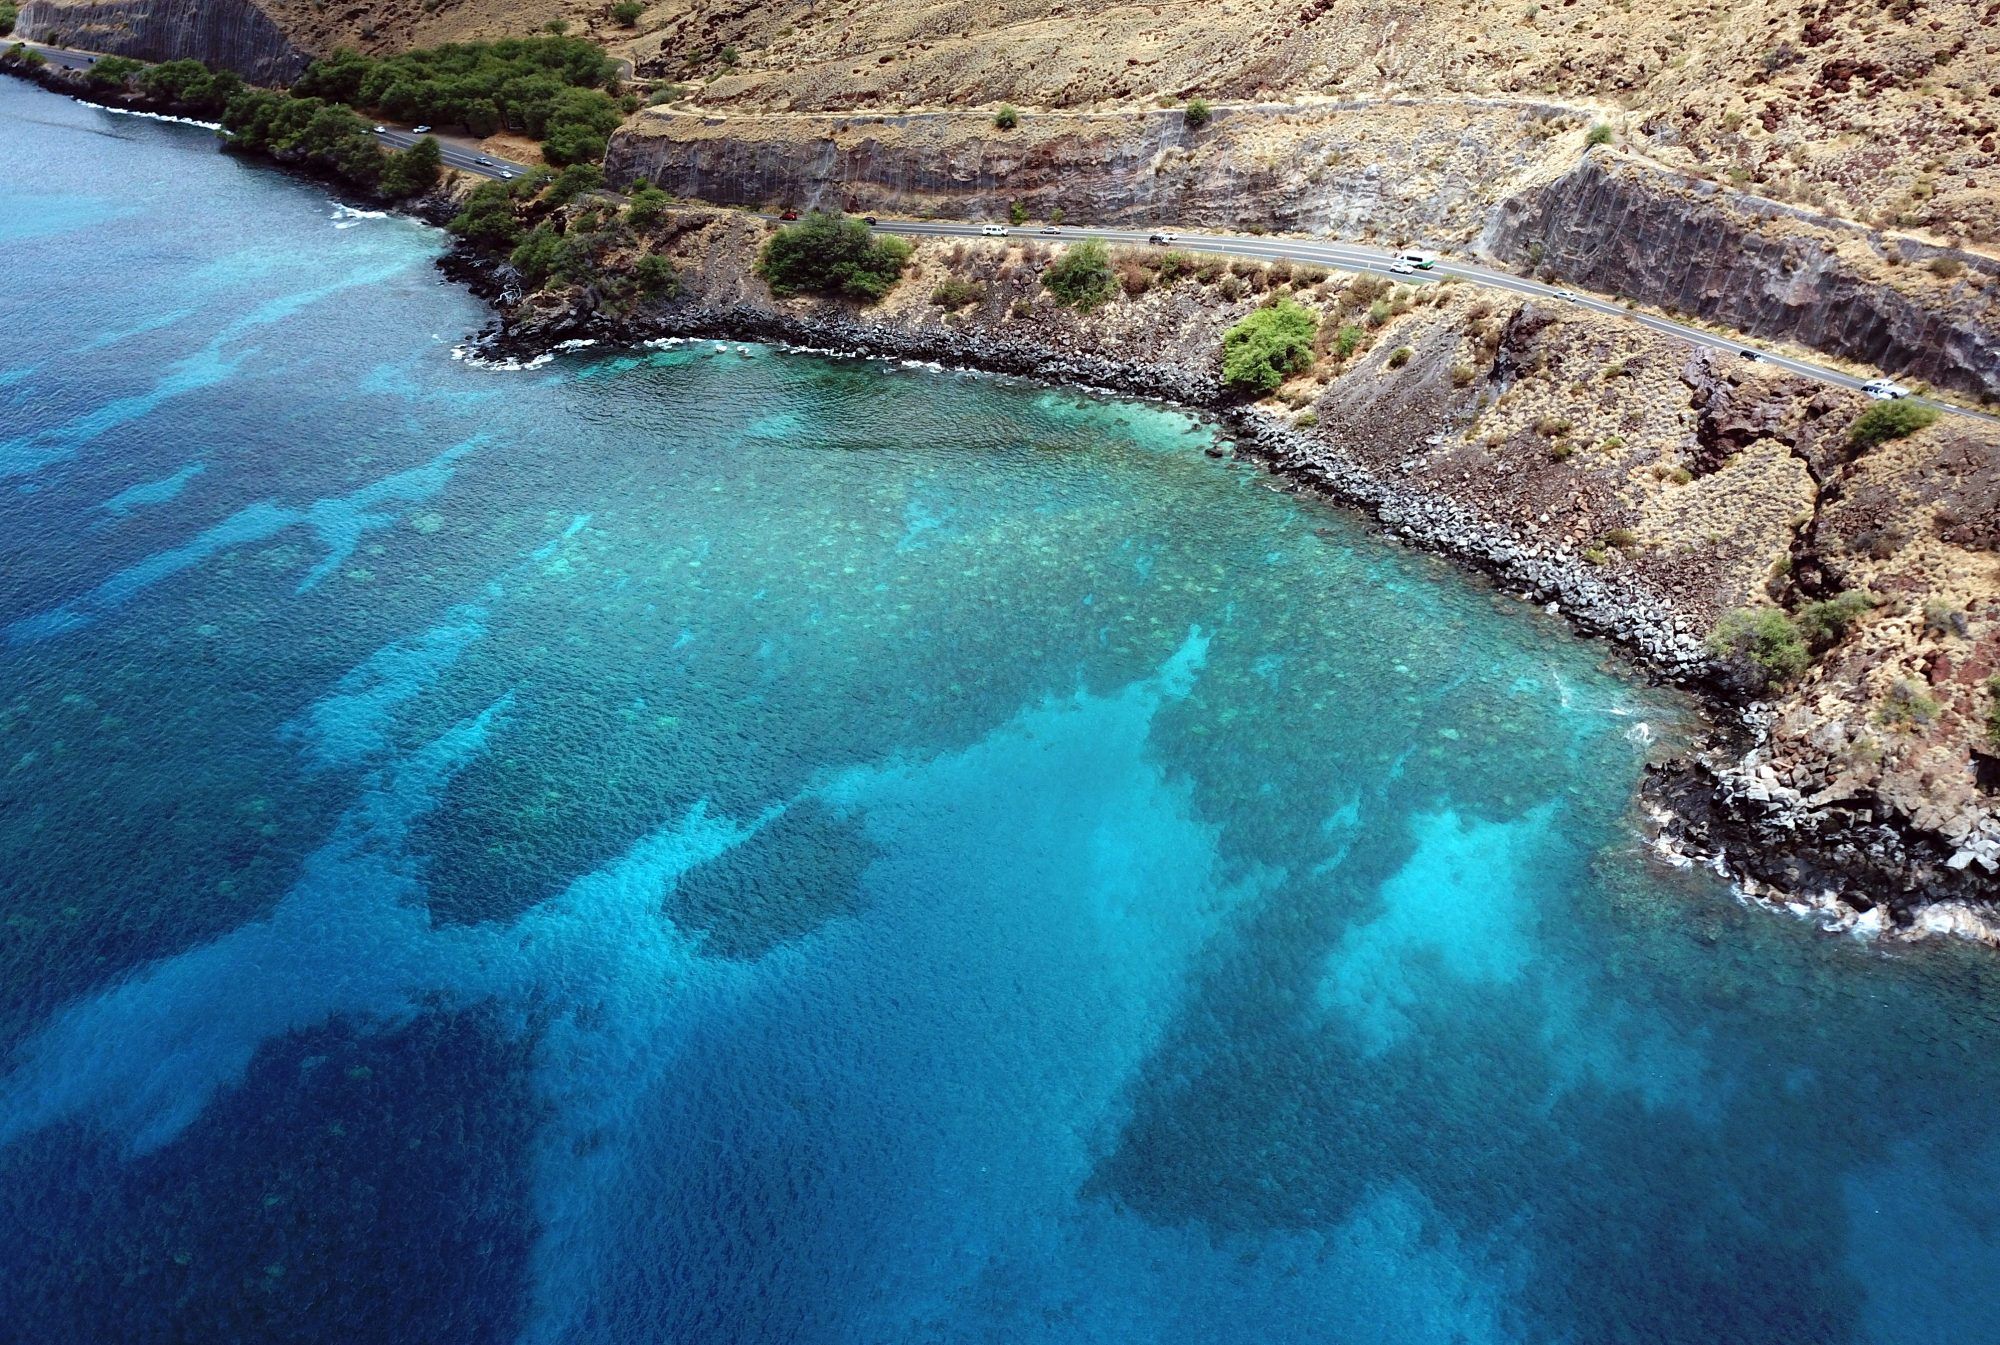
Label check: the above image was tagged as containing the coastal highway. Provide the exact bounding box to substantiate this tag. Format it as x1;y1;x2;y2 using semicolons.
859;218;1992;423
12;37;1983;417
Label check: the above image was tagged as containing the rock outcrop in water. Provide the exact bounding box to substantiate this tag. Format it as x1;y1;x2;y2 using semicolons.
1485;154;2000;402
15;0;308;82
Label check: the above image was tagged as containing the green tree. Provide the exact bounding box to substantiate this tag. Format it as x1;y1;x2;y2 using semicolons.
543;161;605;205
755;210;913;301
613;0;645;25
1184;97;1212;129
85;55;147;88
0;3;18;36
1220;299;1318;394
380;135;442;197
634;253;680;295
1849;399;1939;449
449;179;524;248
1041;238;1116;310
625;182;671;227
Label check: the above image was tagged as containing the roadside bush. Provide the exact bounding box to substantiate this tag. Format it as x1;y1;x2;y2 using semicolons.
994;105;1019;130
1042;239;1117;310
85;55;147;87
379;135;442;197
544;161;605;206
449;178;525;248
1586;123;1613;147
1366;299;1391;327
1154;249;1197;281
612;0;645;25
509;221;597;289
221;89;386;191
931;277;984;309
1707;607;1811;688
294;37;622;165
1184;97;1212;129
1220;298;1318;395
135;58;244;113
1848;399;1939;449
1009;199;1028;226
756;210;912;301
0;3;16;36
624;181;671;226
1333;323;1363;358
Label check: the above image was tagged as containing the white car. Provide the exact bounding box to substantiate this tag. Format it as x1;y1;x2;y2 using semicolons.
372;124;387;133
980;224;1009;236
412;124;432;133
1551;288;1581;301
1862;379;1910;401
1388;261;1415;275
1041;225;1061;234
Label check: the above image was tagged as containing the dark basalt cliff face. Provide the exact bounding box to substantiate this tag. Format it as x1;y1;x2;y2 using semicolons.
16;0;308;82
604;103;1584;247
1486;154;2000;401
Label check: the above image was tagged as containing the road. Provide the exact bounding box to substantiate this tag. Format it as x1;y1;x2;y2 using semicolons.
11;40;1983;417
863;219;1989;422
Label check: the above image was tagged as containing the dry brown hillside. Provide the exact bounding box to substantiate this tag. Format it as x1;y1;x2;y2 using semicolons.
22;0;2000;237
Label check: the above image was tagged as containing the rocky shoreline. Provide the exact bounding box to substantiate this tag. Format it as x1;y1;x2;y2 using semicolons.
8;60;1994;942
446;243;1998;943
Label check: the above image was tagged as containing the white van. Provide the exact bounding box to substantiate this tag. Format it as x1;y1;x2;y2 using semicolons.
1862;379;1910;401
980;224;1010;237
1396;250;1436;270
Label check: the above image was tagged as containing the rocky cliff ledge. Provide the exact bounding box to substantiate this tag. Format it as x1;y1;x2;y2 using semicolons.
448;202;2000;938
1486;153;2000;402
16;0;307;82
606;100;1586;247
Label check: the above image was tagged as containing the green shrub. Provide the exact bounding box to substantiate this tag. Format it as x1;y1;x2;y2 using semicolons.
1366;299;1391;327
1294;410;1318;429
1708;607;1811;688
1849;398;1939;449
1878;679;1941;730
634;252;679;296
993;105;1019;130
1794;589;1873;646
612;0;645;25
624;182;671;227
1586;123;1613;147
1220;298;1318;395
1333;324;1363;358
293;37;622;165
930;277;984;310
220;89;385;190
1154;249;1197;281
0;3;16;36
379;135;442;197
544;161;604;206
1450;363;1476;387
509;222;596;289
1042;238;1117;310
756;210;912;301
449;179;523;247
135;58;242;113
1009;199;1028;226
85;55;148;87
1184;97;1212;129
1386;345;1414;369
1603;527;1638;549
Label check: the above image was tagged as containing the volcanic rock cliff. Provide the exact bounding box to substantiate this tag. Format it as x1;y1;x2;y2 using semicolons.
15;0;307;81
1487;154;2000;401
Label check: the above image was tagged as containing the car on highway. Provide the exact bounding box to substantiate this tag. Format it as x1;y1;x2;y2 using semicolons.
476;156;495;166
1738;349;1760;361
1862;379;1910;400
1396;250;1436;270
412;124;431;133
1388;262;1415;275
373;125;387;133
1551;288;1581;302
1146;232;1169;245
779;209;801;220
863;216;878;225
500;171;517;180
981;224;1010;236
1041;225;1061;234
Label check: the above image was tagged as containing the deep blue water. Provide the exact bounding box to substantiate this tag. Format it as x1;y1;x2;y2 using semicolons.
5;78;2000;1345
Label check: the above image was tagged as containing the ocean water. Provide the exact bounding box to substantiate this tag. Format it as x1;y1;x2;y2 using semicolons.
4;78;2000;1345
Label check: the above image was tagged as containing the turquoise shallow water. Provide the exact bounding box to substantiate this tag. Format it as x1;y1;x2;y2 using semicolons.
6;79;2000;1344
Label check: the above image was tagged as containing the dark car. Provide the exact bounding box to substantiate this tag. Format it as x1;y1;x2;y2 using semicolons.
864;215;879;225
1738;349;1760;360
780;209;801;220
1147;233;1168;245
